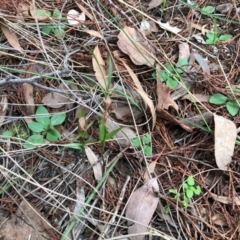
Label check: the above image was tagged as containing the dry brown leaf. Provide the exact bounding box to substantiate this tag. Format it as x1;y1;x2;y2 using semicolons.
85;146;102;181
156;81;179;112
23;83;34;123
17;2;30;17
81;29;104;39
190;23;211;35
106;119;136;147
0;19;23;53
75;0;94;21
92;46;108;89
214;114;237;170
0;96;8;127
181;93;210;103
147;0;163;10
117;26;155;66
126;178;159;240
122;62;156;129
157;109;193;132
41;82;79;109
143;160;157;181
179;112;213;128
0;199;57;240
178;42;190;60
211;192;240;205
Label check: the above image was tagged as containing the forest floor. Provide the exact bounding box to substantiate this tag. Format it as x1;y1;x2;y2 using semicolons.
0;0;240;240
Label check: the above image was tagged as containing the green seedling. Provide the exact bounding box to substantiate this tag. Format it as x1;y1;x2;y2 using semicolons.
41;8;67;39
169;176;201;207
131;133;152;156
206;32;232;45
201;5;215;15
209;93;240;116
159;58;188;89
24;106;66;149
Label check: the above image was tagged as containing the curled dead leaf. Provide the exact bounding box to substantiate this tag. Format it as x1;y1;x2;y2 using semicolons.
117;26;155;66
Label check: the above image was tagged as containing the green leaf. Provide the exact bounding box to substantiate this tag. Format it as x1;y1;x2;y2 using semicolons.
206;32;215;42
206;39;214;44
46;129;61;142
169;189;178;194
35;106;50;127
53;27;65;39
53;8;62;19
51;113;66;126
186;188;194;198
143;145;152;156
64;142;83;150
2;130;13;137
166;77;178;89
42;24;53;36
131;136;141;147
165;64;174;73
193;185;201;195
142;133;151;144
209;93;228;105
99;119;106;142
177;58;188;69
159;70;168;81
24;134;43;149
28;122;45;133
35;9;51;18
226;101;240;116
105;127;121;140
218;34;232;41
182;197;189;207
202;6;215;14
183;183;189;189
187;176;195;186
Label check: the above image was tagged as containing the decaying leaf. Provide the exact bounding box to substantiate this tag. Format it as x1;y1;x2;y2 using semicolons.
106;119;136;147
122;62;156;129
143;160;157;181
0;96;8;127
126;178;159;240
211;192;240;205
75;0;94;21
140;20;158;34
179;112;213;128
0;199;58;240
147;0;163;10
81;29;104;39
156;79;178;112
157;21;182;34
85;146;102;181
117;26;155;66
192;52;210;74
23;83;34;123
92;45;109;90
181;93;210;103
41;82;79;109
0;19;23;53
214;114;237;170
67;9;86;26
157;109;193;132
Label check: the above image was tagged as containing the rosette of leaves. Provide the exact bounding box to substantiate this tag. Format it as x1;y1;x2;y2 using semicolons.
24;106;66;149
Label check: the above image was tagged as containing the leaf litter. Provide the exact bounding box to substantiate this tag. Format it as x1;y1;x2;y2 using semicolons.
1;0;240;239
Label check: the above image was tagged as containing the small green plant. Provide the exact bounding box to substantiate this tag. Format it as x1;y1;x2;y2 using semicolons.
206;32;232;45
201;5;215;15
159;58;188;89
24;106;66;149
131;133;152;156
41;8;67;39
169;176;201;207
209;93;240;116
